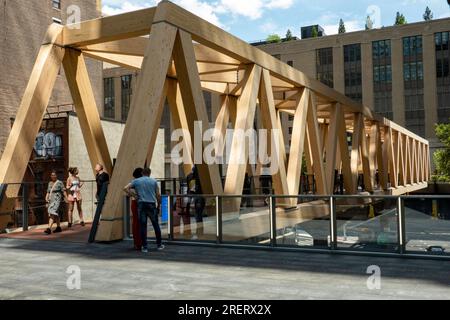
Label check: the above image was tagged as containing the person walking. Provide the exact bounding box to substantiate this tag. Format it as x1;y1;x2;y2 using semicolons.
44;171;66;234
126;168;164;253
123;167;143;250
66;167;84;227
95;163;109;202
186;166;205;240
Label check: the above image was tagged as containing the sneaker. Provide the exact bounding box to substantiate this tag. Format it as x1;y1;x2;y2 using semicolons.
191;235;198;240
44;228;51;235
141;247;148;253
54;226;62;233
157;244;165;251
80;221;85;227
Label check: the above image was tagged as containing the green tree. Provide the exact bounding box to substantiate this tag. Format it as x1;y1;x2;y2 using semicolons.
365;15;373;30
433;121;450;181
394;11;407;25
266;34;281;43
311;25;318;37
285;29;293;41
338;19;346;34
423;6;433;21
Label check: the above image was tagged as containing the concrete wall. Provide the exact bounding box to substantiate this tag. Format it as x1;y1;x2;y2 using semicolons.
68;114;165;221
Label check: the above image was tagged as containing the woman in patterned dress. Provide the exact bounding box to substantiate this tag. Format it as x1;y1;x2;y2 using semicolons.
44;171;66;234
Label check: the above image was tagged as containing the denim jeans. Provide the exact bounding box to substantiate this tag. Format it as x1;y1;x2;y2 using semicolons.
138;202;162;249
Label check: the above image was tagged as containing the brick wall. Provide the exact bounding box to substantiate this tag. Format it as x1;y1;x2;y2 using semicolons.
0;0;102;156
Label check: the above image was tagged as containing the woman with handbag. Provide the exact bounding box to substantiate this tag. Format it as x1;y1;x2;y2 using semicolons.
44;171;66;234
66;167;85;227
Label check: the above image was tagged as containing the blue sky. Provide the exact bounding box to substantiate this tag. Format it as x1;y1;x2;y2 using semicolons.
102;0;450;41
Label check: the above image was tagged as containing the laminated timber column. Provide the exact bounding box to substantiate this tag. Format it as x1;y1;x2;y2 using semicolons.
259;69;289;198
307;92;327;195
335;109;354;194
95;22;177;242
63;49;113;175
172;29;223;195
350;113;364;194
224;64;262;209
285;88;308;197
166;79;193;176
0;24;64;186
324;104;340;195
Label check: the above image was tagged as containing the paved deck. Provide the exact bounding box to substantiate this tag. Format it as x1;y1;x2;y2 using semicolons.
0;237;449;300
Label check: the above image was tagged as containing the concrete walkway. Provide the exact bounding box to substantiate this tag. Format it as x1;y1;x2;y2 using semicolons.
0;238;449;300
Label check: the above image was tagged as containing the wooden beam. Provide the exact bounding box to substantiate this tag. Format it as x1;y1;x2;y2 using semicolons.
213;95;231;160
286;88;308;196
0;25;64;185
63;7;157;46
172;29;223;195
324;104;340;194
350;113;364;194
336;110;353;194
166;79;193;176
82;50;143;70
360;123;372;192
224;64;262;203
156;1;378;119
95;22;177;242
259;69;289;197
307;92;327;195
62;49;113;175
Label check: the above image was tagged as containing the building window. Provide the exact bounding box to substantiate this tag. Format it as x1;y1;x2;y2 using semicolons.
403;35;425;136
121;75;132;122
436;31;450;123
373;40;393;120
287;60;293;67
103;78;115;119
316;47;333;88
52;0;61;10
343;44;362;102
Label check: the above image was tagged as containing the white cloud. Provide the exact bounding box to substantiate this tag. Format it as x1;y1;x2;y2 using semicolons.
266;0;294;10
102;0;296;26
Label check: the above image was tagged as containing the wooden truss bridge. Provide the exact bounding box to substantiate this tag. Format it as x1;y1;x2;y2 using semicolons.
0;1;429;241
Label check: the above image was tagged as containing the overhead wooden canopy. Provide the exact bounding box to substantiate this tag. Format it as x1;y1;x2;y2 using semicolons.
0;1;430;241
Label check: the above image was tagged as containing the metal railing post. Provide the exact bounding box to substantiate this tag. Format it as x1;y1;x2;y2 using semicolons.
123;196;131;239
397;196;406;254
22;184;29;231
269;195;276;247
168;195;174;241
216;195;222;244
329;196;337;250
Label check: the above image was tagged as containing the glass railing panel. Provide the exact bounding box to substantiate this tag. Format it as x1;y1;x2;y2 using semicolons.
403;196;450;256
274;195;331;248
335;196;399;252
221;195;270;245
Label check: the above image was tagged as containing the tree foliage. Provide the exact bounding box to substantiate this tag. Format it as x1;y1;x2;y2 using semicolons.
266;34;281;43
338;19;346;34
433;121;450;182
311;25;318;38
394;11;407;25
423;6;433;21
285;29;293;41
